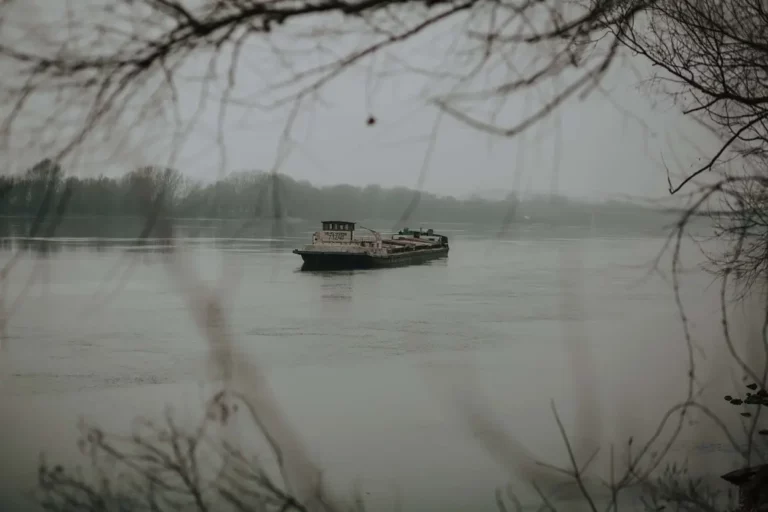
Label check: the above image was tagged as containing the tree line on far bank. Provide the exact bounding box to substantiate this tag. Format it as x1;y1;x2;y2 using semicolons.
0;159;669;226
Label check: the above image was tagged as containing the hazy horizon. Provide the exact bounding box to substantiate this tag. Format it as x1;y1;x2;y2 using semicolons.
9;160;688;206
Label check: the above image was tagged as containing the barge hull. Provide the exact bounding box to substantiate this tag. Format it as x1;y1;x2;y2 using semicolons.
295;246;448;271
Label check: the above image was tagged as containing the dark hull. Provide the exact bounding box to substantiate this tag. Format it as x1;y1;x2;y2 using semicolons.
294;246;449;271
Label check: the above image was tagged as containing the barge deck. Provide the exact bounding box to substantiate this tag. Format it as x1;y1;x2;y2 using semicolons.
293;221;449;271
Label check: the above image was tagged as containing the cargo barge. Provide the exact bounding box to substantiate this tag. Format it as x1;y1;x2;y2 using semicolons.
293;221;449;271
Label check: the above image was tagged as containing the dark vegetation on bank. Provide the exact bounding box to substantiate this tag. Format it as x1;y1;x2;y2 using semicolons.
0;159;672;227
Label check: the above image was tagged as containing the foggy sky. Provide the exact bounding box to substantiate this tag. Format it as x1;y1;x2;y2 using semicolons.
3;1;723;203
75;63;717;203
176;74;718;202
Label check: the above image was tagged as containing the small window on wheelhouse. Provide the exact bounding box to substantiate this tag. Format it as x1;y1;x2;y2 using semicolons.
322;221;355;232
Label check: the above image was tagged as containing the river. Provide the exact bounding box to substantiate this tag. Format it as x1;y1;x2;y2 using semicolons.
0;217;757;511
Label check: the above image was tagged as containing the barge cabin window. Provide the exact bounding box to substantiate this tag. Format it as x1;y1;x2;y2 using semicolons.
322;221;355;232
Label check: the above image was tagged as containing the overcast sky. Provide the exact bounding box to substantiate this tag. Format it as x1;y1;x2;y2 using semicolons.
5;1;721;203
74;66;711;203
172;72;717;203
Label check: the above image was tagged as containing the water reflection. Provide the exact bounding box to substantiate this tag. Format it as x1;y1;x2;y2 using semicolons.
318;271;355;303
0;237;173;255
0;217;310;256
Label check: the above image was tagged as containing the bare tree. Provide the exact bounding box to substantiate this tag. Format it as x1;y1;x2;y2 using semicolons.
1;0;766;236
4;0;768;511
37;392;337;512
0;0;647;168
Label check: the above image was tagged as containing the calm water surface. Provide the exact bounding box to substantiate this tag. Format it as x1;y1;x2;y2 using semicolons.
0;219;749;511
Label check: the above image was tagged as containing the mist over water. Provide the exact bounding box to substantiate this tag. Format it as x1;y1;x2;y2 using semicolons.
0;217;750;511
